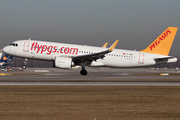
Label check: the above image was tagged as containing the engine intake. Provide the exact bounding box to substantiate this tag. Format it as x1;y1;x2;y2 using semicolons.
55;56;74;68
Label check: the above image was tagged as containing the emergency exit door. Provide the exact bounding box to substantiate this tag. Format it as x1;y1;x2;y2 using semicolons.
138;53;144;64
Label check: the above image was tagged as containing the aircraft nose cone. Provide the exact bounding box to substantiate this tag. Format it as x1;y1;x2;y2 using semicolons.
3;46;9;54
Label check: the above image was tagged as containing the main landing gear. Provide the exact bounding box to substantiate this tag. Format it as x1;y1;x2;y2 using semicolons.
80;62;88;76
22;59;28;69
80;69;87;76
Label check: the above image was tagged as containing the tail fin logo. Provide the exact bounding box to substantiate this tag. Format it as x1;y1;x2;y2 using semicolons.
3;56;7;61
149;29;171;50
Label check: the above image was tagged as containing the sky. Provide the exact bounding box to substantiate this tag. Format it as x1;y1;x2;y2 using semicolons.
0;0;180;56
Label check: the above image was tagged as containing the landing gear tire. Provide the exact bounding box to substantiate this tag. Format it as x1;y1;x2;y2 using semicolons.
22;65;26;69
80;69;88;76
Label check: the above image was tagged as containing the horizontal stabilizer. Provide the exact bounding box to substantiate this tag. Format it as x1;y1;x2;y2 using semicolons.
154;57;177;64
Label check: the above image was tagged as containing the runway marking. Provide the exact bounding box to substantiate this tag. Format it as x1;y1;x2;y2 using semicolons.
160;73;169;76
0;73;11;76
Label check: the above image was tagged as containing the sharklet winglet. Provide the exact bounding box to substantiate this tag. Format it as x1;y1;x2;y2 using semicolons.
102;42;108;48
108;40;119;51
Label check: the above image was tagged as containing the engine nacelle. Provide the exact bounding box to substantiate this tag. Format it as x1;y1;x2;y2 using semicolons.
54;56;74;68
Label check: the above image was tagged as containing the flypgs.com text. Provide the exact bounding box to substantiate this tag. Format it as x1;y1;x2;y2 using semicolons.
31;42;78;55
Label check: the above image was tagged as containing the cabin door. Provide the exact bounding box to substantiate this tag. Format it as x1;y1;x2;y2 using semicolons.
23;42;30;52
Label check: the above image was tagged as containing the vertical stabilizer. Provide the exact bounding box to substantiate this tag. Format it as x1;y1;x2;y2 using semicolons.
141;27;178;55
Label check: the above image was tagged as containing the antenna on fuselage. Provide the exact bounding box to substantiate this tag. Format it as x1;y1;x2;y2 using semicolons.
28;38;31;40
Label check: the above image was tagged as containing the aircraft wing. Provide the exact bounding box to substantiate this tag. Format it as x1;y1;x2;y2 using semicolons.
72;40;119;65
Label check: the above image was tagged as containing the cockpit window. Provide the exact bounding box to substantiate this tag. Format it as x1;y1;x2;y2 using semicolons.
9;43;13;46
9;43;18;47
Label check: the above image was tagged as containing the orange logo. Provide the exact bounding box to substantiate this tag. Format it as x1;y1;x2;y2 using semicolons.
149;29;171;51
3;57;7;61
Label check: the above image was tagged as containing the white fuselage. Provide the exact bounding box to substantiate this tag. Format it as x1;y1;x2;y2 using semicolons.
3;40;177;67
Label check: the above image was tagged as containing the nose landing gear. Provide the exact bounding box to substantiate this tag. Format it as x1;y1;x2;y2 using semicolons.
22;65;26;69
22;59;28;69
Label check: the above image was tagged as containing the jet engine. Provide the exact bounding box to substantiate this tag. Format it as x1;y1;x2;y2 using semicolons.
54;56;74;68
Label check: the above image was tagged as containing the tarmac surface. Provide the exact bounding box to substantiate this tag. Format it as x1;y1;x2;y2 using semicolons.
1;67;180;86
1;67;180;120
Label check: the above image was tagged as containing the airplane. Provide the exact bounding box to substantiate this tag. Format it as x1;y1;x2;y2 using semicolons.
2;27;178;75
0;49;13;71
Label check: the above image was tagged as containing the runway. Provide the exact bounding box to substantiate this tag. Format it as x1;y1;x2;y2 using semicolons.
0;81;180;86
1;67;180;86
